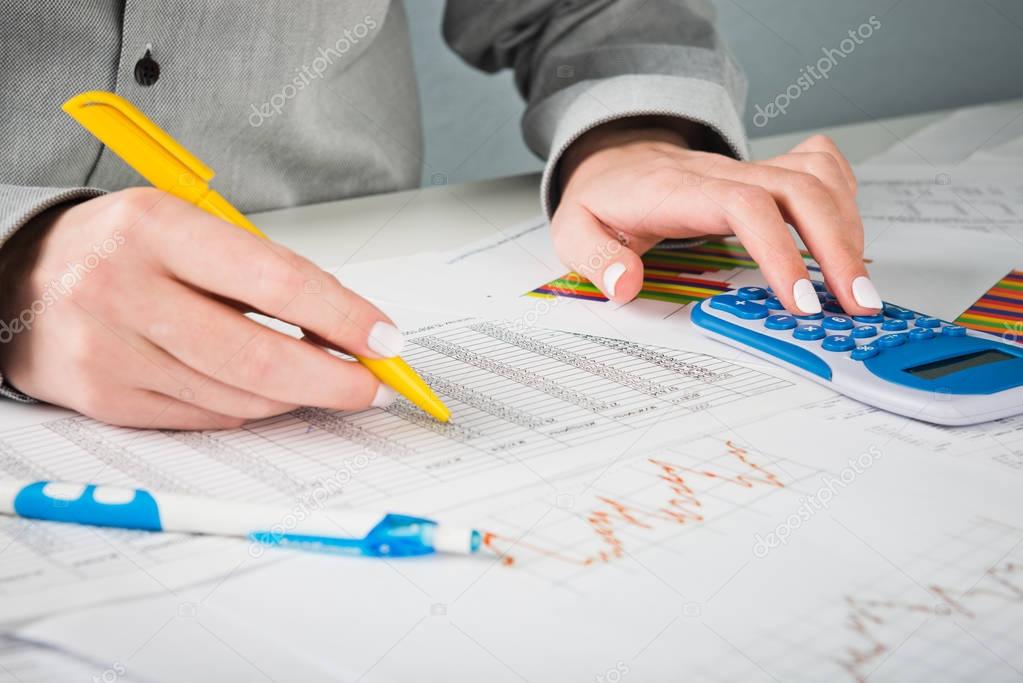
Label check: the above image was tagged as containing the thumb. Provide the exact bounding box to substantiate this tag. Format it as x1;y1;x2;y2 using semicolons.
550;202;645;303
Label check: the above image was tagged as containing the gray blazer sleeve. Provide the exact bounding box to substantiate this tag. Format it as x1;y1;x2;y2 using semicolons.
442;0;749;216
0;186;106;401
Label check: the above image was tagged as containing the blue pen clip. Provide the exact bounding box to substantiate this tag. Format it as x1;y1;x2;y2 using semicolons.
249;514;482;558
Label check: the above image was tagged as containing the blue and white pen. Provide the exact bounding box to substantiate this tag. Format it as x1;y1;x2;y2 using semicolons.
0;479;482;558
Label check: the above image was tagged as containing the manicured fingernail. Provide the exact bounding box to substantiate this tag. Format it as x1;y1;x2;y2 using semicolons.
367;321;404;357
792;278;822;314
603;263;627;298
852;276;883;309
371;384;398;408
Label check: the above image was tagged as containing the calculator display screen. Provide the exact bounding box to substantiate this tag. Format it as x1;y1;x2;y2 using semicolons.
905;349;1015;380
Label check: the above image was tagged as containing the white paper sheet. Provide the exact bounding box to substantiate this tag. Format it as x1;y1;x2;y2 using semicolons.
865;100;1023;166
969;132;1023;164
20;394;1023;682
334;214;561;319
855;164;1023;229
0;316;821;625
0;635;137;683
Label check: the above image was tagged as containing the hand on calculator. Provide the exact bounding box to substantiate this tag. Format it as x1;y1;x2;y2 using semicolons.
553;124;882;317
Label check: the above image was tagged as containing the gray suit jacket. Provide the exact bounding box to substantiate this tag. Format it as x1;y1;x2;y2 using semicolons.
0;0;747;398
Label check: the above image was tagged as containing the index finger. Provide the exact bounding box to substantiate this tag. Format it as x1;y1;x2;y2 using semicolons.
141;197;404;360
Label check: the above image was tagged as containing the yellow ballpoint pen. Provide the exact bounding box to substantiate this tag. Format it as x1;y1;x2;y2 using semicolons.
62;90;450;422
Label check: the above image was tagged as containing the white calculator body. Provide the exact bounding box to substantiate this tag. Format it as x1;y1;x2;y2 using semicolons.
690;282;1023;425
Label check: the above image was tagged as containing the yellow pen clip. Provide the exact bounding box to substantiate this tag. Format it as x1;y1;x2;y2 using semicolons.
62;91;265;239
62;90;450;423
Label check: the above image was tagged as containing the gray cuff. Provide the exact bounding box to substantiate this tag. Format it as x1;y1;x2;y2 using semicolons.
1;186;107;246
527;74;749;219
0;186;106;404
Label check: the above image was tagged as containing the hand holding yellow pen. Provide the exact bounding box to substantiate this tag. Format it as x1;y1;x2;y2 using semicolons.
62;90;449;422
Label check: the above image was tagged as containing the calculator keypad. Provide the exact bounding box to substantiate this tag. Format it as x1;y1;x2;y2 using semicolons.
737;286;768;301
794;325;826;341
822;316;853;331
765;314;797;330
707;280;963;365
908;328;934;342
883;305;915;320
878;333;907;348
709;295;768;319
822;335;855;352
850;344;879;360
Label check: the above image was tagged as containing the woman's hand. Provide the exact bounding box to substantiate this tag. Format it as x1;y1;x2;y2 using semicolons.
0;188;401;429
551;120;881;317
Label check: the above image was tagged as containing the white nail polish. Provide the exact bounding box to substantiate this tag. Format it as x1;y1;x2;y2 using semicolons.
603;262;627;298
851;276;883;310
367;321;404;357
371;384;398;409
792;278;822;314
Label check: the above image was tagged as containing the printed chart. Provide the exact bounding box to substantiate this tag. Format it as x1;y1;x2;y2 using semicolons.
527;240;809;305
0;319;796;622
955;269;1023;338
737;516;1023;683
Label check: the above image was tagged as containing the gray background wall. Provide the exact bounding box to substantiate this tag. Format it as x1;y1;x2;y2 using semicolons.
402;0;1023;185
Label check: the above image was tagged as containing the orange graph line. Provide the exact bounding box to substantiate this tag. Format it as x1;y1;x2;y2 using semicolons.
837;561;1023;682
481;441;785;567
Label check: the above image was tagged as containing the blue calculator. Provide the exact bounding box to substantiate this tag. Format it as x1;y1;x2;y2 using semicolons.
690;281;1023;425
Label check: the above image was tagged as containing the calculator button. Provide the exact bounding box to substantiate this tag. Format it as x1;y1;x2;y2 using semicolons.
853;314;884;324
764;314;798;330
737;286;768;301
908;328;935;342
822;335;856;352
877;333;907;348
822;301;846;314
794;312;824;321
883;304;915;320
822;316;853;331
709;295;769;320
850;344;879;361
914;317;940;328
942;324;967;337
851;325;877;339
764;296;784;310
793;325;826;341
881;319;908;331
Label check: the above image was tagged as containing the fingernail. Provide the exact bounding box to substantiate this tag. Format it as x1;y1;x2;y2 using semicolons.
367;321;404;357
371;384;397;408
603;263;627;298
792;278;822;314
852;276;883;309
